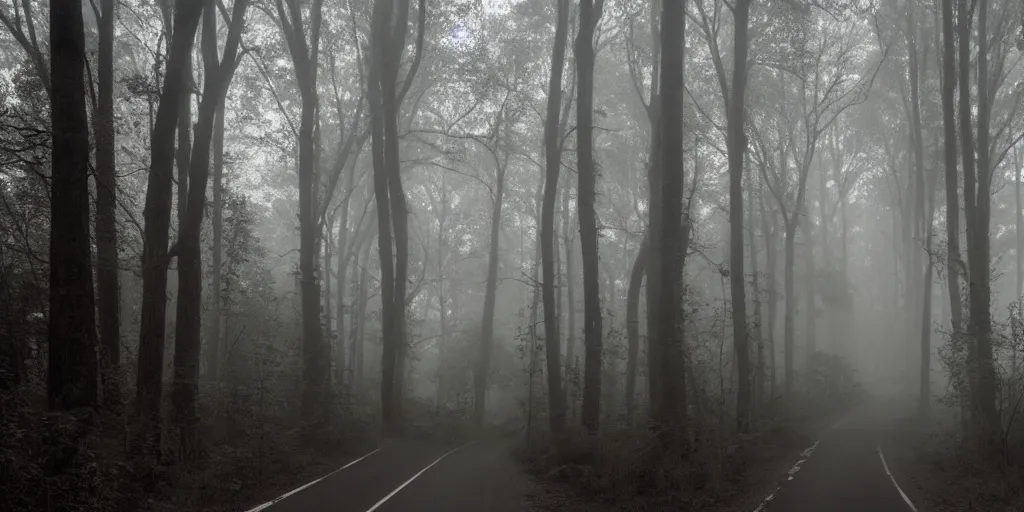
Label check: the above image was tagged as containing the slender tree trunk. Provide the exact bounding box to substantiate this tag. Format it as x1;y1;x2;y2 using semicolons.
208;94;225;384
176;48;191;227
748;178;763;407
542;0;570;440
576;0;605;435
172;0;247;458
955;0;982;432
324;217;334;386
95;0;120;411
802;211;815;356
784;221;796;392
563;184;576;412
49;0;98;411
969;0;999;448
474;159;506;430
940;0;963;417
625;235;648;424
728;0;751;433
134;0;202;455
760;177;777;398
651;0;686;433
335;216;348;390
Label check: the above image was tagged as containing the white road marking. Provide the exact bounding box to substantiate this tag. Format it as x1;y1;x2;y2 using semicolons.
751;440;819;511
751;485;781;512
243;448;382;512
877;446;919;512
364;441;478;512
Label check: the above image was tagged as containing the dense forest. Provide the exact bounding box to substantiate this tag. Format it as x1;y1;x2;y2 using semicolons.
1;0;1023;510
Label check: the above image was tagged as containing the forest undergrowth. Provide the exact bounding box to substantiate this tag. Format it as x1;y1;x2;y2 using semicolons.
518;357;863;512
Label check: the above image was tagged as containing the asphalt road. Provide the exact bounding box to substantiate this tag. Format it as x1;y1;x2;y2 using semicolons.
758;398;920;512
245;438;530;512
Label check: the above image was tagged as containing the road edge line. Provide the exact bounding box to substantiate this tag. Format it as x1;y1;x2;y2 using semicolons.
243;448;382;512
364;441;479;512
876;446;919;512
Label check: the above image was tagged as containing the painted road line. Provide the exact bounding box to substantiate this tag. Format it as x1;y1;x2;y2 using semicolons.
751;440;820;512
244;448;382;512
364;441;478;512
877;446;918;512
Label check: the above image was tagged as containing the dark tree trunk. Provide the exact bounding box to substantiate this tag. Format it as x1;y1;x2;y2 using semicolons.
208;96;225;383
727;0;751;433
49;0;98;411
625;235;648;424
542;0;570;440
760;177;777;397
968;0;999;448
273;0;326;426
474;157;506;430
576;0;605;435
134;0;202;455
176;48;191;227
651;0;686;432
95;0;120;412
563;183;576;412
172;0;247;458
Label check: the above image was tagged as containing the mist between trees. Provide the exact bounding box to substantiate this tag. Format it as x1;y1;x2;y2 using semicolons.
1;0;1023;510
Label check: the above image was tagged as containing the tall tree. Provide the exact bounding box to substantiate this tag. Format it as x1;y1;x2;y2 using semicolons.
275;0;326;424
134;0;203;454
727;0;752;433
48;0;98;412
473;107;511;431
650;0;686;433
576;0;605;435
94;0;121;411
965;0;1000;448
368;0;424;434
541;0;570;440
171;0;248;457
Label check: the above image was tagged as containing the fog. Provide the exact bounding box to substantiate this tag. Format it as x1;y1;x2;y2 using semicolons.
3;0;1023;510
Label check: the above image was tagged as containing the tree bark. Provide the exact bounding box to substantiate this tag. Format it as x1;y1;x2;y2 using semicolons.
968;0;999;448
134;0;202;455
651;0;686;433
172;0;247;458
727;0;751;433
576;0;605;435
95;0;121;412
208;96;225;384
474;154;507;430
625;235;648;424
49;0;98;411
542;0;570;440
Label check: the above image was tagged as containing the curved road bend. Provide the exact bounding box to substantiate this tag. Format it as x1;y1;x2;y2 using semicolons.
758;398;919;512
246;439;530;512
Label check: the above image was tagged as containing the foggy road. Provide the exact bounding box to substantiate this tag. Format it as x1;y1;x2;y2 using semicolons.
756;399;920;512
244;439;531;512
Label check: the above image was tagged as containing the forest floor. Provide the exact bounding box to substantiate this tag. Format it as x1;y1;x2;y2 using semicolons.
519;401;848;511
879;408;1024;512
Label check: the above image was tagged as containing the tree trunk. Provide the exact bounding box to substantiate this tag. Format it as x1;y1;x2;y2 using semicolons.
576;0;605;435
784;222;796;392
95;0;120;412
651;0;686;433
727;0;751;433
542;0;570;441
134;0;202;455
49;0;98;411
208;94;225;385
563;183;576;413
802;212;815;356
760;177;777;398
474;159;506;430
968;0;999;448
172;0;246;458
748;177;763;406
625;235;648;424
934;0;963;421
176;46;191;228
